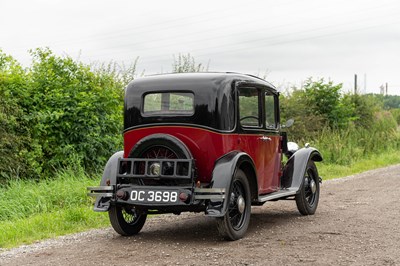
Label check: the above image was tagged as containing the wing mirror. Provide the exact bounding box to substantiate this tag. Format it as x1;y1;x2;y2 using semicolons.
285;141;299;158
281;118;294;129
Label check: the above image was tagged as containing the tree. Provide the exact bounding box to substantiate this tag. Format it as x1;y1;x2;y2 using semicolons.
172;53;209;73
26;48;124;174
303;78;355;129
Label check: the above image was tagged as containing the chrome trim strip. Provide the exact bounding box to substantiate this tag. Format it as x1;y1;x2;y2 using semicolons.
87;186;113;190
194;195;225;200
87;192;114;197
194;188;225;193
258;189;297;202
194;188;225;200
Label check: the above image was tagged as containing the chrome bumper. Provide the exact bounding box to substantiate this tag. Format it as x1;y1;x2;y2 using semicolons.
87;186;225;200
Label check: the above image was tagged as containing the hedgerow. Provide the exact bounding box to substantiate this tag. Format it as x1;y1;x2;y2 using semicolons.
0;48;128;181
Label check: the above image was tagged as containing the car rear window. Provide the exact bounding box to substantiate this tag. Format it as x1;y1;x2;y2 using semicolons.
143;92;194;116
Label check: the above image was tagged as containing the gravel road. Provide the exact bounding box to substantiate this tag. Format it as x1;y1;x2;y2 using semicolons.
1;164;399;266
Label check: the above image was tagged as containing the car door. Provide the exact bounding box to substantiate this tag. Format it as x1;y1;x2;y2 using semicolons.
238;86;275;195
261;90;281;192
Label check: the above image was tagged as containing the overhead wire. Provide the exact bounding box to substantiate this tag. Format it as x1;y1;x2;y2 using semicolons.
4;0;387;52
78;0;400;63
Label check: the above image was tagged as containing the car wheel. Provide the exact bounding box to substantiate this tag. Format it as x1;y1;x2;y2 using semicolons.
109;205;147;236
217;169;251;240
295;160;320;215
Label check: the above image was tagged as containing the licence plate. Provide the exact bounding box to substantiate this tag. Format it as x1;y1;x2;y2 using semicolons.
130;189;179;203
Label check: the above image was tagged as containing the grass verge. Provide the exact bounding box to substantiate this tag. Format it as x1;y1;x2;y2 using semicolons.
318;149;400;180
0;207;109;249
0;166;110;249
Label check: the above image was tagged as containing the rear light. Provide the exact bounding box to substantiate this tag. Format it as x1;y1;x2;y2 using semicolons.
116;190;129;200
179;192;188;202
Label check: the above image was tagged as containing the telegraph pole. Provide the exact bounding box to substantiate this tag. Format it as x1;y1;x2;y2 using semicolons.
354;74;358;94
364;73;366;94
385;82;388;95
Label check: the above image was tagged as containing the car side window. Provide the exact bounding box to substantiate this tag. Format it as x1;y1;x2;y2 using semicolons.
239;87;261;128
265;92;277;129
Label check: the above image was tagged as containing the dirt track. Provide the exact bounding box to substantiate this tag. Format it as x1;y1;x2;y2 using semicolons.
1;164;400;266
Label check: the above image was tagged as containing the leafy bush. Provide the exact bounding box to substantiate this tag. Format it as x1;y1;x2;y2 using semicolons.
280;90;327;141
0;51;42;180
281;78;400;166
26;48;124;174
302;78;356;128
0;48;127;181
390;108;400;125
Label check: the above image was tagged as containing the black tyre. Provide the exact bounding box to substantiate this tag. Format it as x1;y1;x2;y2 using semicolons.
217;169;251;241
109;205;147;236
295;160;320;215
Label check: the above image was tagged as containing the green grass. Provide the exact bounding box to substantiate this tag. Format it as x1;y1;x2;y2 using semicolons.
0;207;109;248
0;166;110;248
318;149;400;180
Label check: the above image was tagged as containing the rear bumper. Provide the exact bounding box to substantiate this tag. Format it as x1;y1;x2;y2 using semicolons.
87;185;225;212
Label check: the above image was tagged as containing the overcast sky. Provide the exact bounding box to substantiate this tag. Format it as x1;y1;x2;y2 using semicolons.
1;0;400;95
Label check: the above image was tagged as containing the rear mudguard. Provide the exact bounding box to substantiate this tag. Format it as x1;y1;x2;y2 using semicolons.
281;147;323;190
205;151;256;217
93;151;123;211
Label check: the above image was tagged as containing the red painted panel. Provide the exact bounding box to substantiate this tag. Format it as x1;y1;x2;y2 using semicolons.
124;126;280;194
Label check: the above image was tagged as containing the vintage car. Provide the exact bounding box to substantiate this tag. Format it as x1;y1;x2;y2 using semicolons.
88;72;322;240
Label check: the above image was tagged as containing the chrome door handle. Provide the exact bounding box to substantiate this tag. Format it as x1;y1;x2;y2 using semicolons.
258;136;271;142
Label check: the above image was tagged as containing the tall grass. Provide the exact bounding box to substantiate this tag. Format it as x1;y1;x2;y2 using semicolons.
0;166;93;221
310;111;400;166
0;165;109;248
318;150;400;180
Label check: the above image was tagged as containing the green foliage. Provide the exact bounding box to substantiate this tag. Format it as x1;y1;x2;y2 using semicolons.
346;94;380;128
0;206;109;248
0;164;109;248
390;108;400;125
368;93;400;109
314;112;399;165
0;48;128;180
302;78;355;128
383;94;400;109
281;78;400;167
280;89;326;141
172;53;209;73
318;149;400;180
0;51;42;180
26;48;124;174
0;162;92;221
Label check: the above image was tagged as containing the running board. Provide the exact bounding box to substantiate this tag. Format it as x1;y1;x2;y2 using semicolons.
257;188;297;203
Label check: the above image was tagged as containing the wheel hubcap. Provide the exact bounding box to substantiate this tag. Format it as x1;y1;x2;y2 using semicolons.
304;169;318;206
237;195;245;214
310;179;316;194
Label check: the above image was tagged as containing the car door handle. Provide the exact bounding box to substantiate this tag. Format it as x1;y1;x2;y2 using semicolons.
258;136;271;142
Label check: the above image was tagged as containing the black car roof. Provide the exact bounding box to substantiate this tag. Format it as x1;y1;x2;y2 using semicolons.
129;72;277;93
